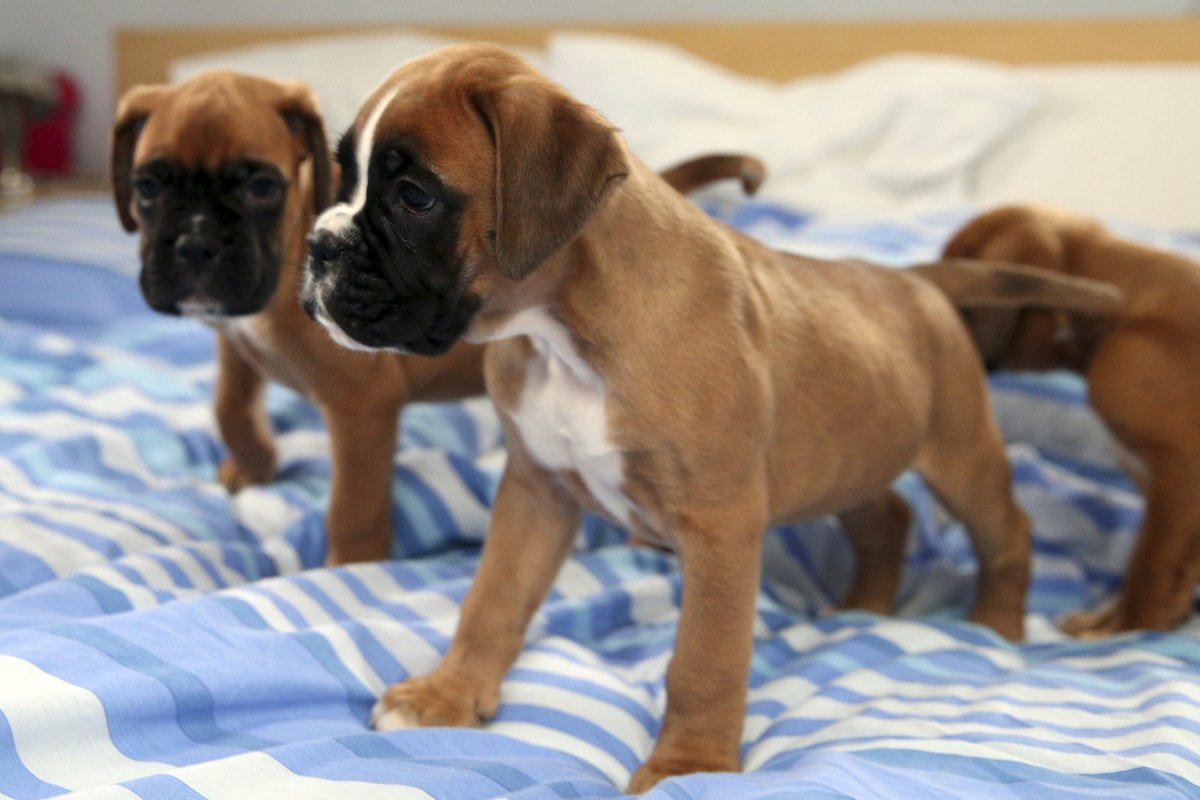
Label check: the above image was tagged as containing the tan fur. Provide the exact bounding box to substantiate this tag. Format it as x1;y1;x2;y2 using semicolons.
911;258;1124;314
110;70;487;565
944;204;1200;637
659;153;766;196
346;46;1032;792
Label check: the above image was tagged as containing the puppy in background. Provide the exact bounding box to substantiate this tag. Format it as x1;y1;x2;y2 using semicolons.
300;44;1039;790
944;204;1200;637
110;70;486;565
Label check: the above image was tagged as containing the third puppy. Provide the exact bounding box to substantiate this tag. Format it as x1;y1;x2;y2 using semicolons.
944;204;1200;637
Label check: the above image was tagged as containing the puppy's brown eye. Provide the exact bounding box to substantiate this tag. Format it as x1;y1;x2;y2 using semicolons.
134;176;164;203
244;175;282;205
397;180;435;215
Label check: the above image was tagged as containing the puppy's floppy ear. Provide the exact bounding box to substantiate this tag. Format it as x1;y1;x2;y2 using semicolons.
110;84;167;232
277;82;332;215
474;80;628;281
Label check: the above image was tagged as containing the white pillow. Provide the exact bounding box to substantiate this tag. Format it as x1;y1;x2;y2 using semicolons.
972;64;1200;229
544;32;1045;217
169;31;545;139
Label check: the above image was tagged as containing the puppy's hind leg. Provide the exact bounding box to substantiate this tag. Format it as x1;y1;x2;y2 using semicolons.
1061;446;1200;635
1063;330;1200;635
914;351;1030;640
838;490;911;615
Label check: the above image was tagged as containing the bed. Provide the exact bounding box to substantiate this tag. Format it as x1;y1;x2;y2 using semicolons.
4;18;1200;799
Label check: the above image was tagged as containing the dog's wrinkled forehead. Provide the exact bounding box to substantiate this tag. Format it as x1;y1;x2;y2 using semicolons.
318;45;528;233
317;84;400;234
134;74;298;171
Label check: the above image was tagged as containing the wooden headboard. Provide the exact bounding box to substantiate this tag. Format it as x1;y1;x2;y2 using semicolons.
115;17;1200;94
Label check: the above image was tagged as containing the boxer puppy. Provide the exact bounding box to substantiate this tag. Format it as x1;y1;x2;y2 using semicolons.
300;45;1032;790
943;204;1200;637
110;69;486;565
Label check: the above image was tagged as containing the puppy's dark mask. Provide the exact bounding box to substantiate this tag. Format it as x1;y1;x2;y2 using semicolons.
134;157;288;317
307;139;481;355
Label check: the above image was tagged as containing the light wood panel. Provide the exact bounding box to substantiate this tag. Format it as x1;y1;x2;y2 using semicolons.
115;17;1200;94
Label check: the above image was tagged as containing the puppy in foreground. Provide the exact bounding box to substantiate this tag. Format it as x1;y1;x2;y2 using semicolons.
944;204;1200;636
110;70;486;565
301;44;1033;790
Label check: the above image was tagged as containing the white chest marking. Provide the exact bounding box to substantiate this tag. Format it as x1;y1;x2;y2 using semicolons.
499;309;636;527
220;316;264;350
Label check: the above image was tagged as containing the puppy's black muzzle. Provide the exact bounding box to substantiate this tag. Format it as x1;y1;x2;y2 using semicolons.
305;227;480;355
173;232;221;272
135;160;286;318
305;229;349;281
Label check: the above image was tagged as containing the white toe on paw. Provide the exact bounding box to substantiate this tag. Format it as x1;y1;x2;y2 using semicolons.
369;699;419;731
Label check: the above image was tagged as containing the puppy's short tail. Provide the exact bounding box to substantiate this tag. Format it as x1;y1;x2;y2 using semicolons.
911;259;1124;315
659;154;766;196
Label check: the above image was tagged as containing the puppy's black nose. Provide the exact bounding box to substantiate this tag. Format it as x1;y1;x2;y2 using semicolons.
306;230;348;279
173;233;220;270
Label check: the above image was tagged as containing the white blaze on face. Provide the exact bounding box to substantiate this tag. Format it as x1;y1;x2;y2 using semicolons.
306;84;404;352
312;84;400;235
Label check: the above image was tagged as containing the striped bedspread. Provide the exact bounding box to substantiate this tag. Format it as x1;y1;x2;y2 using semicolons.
2;197;1200;799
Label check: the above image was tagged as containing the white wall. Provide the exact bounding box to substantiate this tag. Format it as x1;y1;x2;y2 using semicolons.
3;0;1198;174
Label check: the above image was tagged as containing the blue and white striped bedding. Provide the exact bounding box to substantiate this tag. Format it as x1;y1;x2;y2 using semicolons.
3;196;1200;799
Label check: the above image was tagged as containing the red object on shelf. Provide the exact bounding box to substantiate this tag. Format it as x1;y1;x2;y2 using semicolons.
23;71;79;175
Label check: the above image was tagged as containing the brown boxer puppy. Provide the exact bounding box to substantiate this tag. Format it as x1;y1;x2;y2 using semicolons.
944;204;1200;637
299;45;1032;791
110;69;487;565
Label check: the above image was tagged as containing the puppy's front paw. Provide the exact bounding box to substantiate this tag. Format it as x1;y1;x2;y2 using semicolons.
1060;593;1189;638
967;604;1025;642
627;754;738;794
370;671;497;730
324;524;393;567
218;451;276;492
